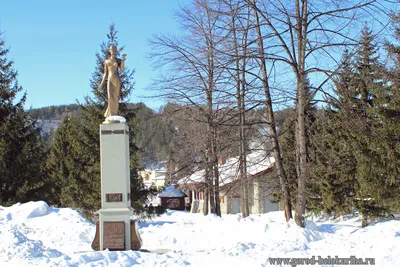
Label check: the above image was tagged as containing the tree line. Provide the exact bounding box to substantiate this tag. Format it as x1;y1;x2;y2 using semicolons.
147;0;400;227
0;25;167;220
29;104;80;120
1;1;400;227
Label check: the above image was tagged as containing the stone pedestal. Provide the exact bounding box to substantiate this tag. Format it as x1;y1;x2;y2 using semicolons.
91;120;142;251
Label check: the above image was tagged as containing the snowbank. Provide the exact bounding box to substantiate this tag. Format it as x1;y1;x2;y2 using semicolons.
0;201;399;266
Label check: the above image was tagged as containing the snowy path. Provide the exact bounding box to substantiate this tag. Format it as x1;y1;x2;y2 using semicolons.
0;201;399;266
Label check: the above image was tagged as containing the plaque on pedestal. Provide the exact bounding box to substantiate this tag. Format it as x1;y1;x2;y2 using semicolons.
92;219;143;251
103;221;125;250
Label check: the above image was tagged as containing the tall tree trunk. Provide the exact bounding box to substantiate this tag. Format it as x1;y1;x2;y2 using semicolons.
294;0;308;228
207;116;216;214
251;0;292;221
204;185;209;215
206;29;216;214
295;78;308;227
231;6;250;217
203;144;212;215
240;106;249;217
212;127;221;216
240;19;250;217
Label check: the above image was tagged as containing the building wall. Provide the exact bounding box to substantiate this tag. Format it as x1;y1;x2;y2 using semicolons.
219;170;279;214
252;177;267;214
189;193;228;214
258;169;280;213
219;195;228;214
139;170;166;189
182;170;279;215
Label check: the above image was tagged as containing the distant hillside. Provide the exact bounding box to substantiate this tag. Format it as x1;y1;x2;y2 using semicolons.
28;104;81;137
29;104;80;121
28;102;175;169
28;103;290;170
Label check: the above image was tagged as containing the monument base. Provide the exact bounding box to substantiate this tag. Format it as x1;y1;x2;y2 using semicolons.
91;121;143;251
91;218;143;251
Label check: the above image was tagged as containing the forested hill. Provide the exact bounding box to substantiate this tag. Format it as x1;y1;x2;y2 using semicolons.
28;102;283;171
29;104;80;120
28;103;180;169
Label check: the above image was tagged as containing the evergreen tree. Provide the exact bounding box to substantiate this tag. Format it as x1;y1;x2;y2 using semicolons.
309;49;358;215
312;27;400;225
0;32;47;205
135;103;177;169
308;111;357;216
347;27;393;225
45;115;80;206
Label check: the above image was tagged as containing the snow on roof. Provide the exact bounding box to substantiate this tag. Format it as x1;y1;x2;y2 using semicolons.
158;185;187;197
178;151;275;186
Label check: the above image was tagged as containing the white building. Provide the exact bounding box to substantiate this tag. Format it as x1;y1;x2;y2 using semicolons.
178;151;280;214
139;169;167;190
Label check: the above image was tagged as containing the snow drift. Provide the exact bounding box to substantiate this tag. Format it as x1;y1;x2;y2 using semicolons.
0;201;399;266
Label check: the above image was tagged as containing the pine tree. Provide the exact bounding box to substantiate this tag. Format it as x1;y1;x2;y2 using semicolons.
0;32;47;205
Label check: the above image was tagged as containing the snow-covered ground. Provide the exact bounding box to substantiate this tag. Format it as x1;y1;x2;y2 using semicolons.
0;201;399;266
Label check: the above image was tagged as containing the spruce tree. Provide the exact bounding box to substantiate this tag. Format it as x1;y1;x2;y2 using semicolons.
348;27;391;225
306;50;358;216
308;112;357;215
0;32;46;205
46;115;80;206
315;27;400;225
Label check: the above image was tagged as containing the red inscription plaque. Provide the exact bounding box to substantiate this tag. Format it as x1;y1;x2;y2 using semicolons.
103;221;125;250
106;193;123;202
101;129;125;135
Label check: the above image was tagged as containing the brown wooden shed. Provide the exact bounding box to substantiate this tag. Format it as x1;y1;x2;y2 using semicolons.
158;185;187;210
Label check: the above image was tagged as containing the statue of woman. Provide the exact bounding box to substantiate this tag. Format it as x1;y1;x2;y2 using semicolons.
98;45;127;118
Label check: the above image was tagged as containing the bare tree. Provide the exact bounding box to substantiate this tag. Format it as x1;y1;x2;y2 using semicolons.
150;0;233;216
245;0;386;227
247;0;294;221
216;0;252;217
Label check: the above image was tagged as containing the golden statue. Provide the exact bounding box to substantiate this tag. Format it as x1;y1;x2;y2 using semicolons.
98;45;126;118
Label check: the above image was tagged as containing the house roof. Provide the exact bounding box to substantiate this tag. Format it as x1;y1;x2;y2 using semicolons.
158;185;187;197
177;151;275;187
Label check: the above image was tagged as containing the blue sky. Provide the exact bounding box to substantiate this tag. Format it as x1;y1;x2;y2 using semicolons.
0;0;187;110
1;1;398;111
